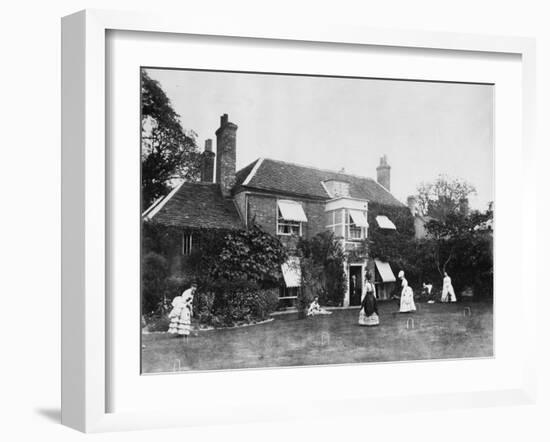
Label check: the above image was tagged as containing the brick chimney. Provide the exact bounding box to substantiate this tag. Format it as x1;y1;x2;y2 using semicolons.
200;139;215;182
376;155;391;191
215;114;238;196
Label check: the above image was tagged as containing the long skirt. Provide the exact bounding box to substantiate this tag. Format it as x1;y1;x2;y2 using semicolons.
358;310;380;326
399;287;416;312
168;307;192;335
441;285;457;302
359;294;379;326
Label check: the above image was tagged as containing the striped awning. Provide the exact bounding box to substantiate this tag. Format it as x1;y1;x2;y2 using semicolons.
281;257;302;287
349;209;369;228
277;200;308;222
375;259;396;282
375;215;396;230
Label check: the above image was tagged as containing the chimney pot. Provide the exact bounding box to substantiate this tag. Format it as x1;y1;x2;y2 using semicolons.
376;155;391;191
200;139;215;183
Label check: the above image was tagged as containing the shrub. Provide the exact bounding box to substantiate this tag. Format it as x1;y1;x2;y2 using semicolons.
143;311;171;332
297;231;347;307
194;280;280;327
192;290;216;325
297;257;323;319
184;225;288;286
141;252;169;315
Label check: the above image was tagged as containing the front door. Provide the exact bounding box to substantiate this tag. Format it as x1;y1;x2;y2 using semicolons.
349;265;363;306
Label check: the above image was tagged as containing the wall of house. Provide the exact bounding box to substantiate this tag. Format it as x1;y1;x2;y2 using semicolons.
241;191;327;247
233;191;247;227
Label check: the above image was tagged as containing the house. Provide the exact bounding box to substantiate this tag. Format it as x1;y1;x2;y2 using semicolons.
144;114;412;307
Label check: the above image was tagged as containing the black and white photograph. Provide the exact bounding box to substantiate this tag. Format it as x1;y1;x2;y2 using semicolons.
140;68;494;374
5;0;550;439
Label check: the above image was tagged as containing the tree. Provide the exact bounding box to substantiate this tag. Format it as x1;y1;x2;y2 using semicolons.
297;231;347;307
297;257;324;318
141;70;201;209
425;205;493;298
416;175;476;219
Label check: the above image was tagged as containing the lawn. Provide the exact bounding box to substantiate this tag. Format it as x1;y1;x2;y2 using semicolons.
141;301;493;374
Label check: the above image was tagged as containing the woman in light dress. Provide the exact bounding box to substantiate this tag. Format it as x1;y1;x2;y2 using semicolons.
398;270;416;313
307;296;332;316
358;273;379;326
441;271;457;303
168;282;197;338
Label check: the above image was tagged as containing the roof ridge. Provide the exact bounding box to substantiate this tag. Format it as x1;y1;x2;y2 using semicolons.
242;158;264;186
261;157;382;184
182;181;219;186
236;158;261;175
142;181;184;220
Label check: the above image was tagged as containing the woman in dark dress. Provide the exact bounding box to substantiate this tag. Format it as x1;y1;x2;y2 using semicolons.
358;273;379;326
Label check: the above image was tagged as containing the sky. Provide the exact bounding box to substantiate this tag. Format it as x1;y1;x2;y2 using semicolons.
144;68;494;210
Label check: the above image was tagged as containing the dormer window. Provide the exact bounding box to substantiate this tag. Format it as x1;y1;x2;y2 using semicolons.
277;200;307;236
323;180;351;198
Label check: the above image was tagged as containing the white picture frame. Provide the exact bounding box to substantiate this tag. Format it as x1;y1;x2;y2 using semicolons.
61;9;537;433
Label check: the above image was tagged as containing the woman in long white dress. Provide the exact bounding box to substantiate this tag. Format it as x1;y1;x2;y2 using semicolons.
441;271;457;302
398;270;416;313
168;283;196;338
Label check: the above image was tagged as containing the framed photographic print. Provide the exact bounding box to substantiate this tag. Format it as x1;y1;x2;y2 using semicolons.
61;9;537;432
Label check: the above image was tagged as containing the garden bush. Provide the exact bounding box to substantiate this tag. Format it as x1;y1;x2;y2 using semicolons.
296;257;324;319
193;280;280;327
141;251;169;315
297;231;347;307
143;311;171;332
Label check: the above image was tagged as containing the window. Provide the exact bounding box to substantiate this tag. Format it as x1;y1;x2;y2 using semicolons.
276;200;307;236
182;233;193;255
347;210;368;241
277;208;302;235
375;215;397;230
326;208;368;241
323;180;351;198
347;213;364;240
325;208;345;238
279;286;301;299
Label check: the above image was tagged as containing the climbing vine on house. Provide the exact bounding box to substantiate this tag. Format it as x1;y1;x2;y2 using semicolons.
297;231;347;307
365;202;423;285
143;221;288;287
142;221;288;326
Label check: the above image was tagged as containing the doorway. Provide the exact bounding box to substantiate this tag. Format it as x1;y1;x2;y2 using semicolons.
349;265;363;306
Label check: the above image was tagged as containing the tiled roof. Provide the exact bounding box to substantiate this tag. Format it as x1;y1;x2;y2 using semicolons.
145;182;243;229
235;158;404;207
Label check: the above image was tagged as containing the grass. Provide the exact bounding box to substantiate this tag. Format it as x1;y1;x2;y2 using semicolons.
141;300;493;374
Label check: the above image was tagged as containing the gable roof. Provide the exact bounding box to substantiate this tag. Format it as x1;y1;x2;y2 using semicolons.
144;182;243;229
234;158;404;207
